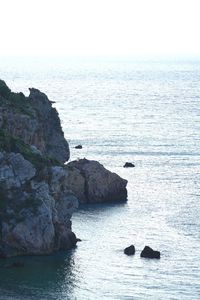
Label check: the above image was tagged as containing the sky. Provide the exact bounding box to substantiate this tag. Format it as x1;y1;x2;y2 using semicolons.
0;0;200;57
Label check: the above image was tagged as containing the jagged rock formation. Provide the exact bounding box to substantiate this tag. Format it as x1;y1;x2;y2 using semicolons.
0;151;78;257
0;80;128;257
0;80;69;163
0;80;74;257
66;159;128;203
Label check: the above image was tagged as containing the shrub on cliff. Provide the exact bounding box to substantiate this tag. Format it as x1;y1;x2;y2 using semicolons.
0;80;70;162
0;129;60;171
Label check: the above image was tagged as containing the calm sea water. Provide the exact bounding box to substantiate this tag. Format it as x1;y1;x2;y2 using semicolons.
0;57;200;299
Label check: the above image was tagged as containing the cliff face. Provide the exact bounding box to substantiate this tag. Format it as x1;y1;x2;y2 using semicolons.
0;80;74;257
0;80;128;258
0;151;78;257
0;80;69;163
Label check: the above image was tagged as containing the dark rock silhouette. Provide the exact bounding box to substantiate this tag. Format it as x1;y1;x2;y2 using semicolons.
123;162;135;168
76;238;82;242
140;246;160;259
124;245;135;255
75;145;83;149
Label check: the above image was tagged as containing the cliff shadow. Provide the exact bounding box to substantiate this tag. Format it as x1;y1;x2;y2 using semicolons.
0;250;79;300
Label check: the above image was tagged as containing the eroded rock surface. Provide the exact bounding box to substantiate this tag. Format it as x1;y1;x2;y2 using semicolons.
0;81;69;163
0;80;129;258
0;152;78;257
66;158;128;203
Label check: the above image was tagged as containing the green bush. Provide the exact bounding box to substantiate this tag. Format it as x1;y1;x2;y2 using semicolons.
0;129;60;170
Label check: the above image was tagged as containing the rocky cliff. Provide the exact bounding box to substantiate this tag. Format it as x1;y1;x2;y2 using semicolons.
0;80;70;163
66;158;127;203
0;80;128;257
0;151;78;257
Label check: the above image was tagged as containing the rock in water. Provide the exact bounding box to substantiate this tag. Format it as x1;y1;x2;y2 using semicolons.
0;151;79;258
66;158;128;203
124;245;135;255
75;145;83;149
0;80;129;257
140;246;160;259
76;238;82;242
123;162;135;168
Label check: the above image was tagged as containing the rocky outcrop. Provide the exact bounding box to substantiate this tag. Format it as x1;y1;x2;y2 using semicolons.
75;145;83;149
0;79;75;257
66;159;128;203
123;162;135;168
140;246;160;259
0;152;78;257
124;245;135;255
0;80;129;258
0;80;69;163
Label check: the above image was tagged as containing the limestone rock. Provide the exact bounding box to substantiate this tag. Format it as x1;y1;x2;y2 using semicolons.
65;166;87;203
0;151;78;257
29;88;70;162
0;152;36;189
0;82;69;163
0;80;130;258
66;158;128;203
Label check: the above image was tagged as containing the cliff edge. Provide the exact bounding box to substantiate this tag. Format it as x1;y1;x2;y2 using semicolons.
0;80;70;163
0;80;127;257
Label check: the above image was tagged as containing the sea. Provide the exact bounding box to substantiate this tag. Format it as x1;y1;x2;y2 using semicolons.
0;56;200;299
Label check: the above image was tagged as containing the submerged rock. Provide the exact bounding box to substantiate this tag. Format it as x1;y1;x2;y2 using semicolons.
66;158;128;203
123;162;135;168
124;245;135;255
140;246;160;259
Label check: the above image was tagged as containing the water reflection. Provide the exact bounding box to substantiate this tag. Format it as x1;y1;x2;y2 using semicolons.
0;250;79;300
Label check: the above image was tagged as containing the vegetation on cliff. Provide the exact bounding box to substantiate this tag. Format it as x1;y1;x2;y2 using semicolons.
0;79;34;117
0;129;60;171
0;80;77;257
0;80;127;258
0;79;70;163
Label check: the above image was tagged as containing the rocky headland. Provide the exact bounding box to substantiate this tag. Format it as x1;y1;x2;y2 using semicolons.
0;80;127;257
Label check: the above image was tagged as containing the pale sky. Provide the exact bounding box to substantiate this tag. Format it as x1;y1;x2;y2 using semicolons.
0;0;200;57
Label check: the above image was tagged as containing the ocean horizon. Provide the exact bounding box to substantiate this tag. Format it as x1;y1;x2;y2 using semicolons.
0;56;200;299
